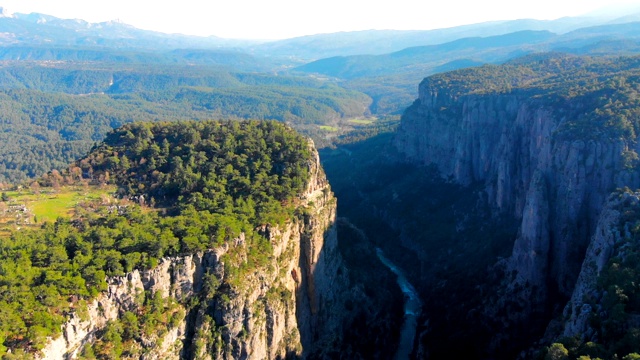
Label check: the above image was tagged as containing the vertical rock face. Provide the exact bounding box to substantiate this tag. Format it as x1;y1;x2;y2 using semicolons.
394;78;640;317
41;252;219;360
40;143;343;360
559;192;626;339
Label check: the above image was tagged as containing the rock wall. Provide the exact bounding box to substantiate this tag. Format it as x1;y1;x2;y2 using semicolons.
394;82;640;312
40;143;342;360
41;251;217;360
558;192;628;340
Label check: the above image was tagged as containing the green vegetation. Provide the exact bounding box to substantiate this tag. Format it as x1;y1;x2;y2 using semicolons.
347;118;375;125
421;54;640;141
0;62;371;183
0;120;314;357
318;125;339;131
76;120;311;223
0;185;116;237
78;291;184;360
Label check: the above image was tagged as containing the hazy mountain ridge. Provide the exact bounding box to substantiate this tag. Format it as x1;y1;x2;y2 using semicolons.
296;21;640;79
0;46;276;71
0;8;639;61
295;30;557;79
292;19;640;116
0;10;256;50
248;15;640;59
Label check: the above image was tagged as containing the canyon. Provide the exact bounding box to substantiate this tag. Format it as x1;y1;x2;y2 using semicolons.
390;55;640;357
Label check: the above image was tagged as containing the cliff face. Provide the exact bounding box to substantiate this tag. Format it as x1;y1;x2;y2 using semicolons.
40;144;343;360
394;81;640;322
557;192;627;340
551;190;640;346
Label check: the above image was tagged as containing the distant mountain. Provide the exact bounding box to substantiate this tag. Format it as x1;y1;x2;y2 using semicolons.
0;11;258;50
0;7;638;118
296;21;640;80
293;21;640;115
294;30;557;79
0;8;639;66
0;46;277;72
249;15;640;60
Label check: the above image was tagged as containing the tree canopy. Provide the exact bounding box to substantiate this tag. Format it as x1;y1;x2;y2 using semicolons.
0;120;314;356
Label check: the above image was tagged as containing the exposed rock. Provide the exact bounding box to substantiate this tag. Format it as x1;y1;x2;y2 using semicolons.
533;190;640;346
558;192;626;339
395;82;640;299
394;74;640;351
40;143;344;360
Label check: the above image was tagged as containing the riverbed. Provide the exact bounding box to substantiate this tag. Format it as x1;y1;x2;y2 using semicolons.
376;248;422;360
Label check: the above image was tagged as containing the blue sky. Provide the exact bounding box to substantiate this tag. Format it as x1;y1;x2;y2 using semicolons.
1;0;639;39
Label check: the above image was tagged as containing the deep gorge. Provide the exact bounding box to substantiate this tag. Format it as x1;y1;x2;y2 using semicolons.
6;53;640;359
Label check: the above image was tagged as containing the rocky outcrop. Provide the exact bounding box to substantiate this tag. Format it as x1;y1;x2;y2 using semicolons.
40;143;342;360
536;190;640;346
392;71;640;357
41;251;217;360
558;192;627;339
395;82;640;306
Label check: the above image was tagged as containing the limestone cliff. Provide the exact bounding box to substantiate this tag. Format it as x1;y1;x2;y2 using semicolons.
536;190;640;356
395;80;640;303
557;191;628;340
40;144;343;360
393;55;640;354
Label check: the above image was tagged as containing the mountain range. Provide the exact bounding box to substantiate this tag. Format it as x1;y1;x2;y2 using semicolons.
1;5;640;62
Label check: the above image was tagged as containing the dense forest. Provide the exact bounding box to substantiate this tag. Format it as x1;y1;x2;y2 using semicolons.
420;53;640;140
0;62;372;183
0;120;314;357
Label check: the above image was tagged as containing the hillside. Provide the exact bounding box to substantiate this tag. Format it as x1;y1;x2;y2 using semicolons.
295;30;556;79
0;63;372;183
0;9;254;50
0;120;402;359
1;8;635;60
250;15;640;59
1;10;640;184
4;7;640;359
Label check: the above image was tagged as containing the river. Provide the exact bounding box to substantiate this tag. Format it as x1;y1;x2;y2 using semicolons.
376;248;422;360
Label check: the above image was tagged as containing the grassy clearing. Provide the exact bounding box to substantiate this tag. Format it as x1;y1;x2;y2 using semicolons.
319;125;339;132
0;185;117;237
348;117;377;125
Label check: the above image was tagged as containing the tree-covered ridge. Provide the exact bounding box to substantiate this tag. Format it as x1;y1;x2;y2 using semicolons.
420;53;622;97
0;62;344;95
0;120;315;357
420;53;640;141
0;63;371;183
76;120;312;223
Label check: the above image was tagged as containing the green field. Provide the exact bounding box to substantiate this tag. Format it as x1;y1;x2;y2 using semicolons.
0;185;117;237
348;117;376;125
319;125;339;131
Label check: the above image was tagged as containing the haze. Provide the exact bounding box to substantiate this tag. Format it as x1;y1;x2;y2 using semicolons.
1;0;640;39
